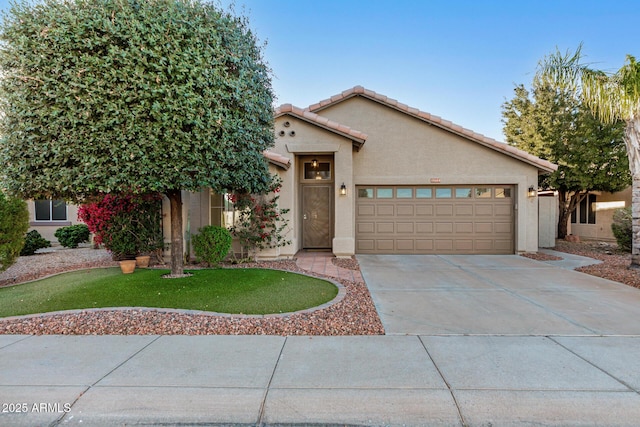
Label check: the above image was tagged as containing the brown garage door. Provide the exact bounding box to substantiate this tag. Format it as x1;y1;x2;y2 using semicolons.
356;185;514;254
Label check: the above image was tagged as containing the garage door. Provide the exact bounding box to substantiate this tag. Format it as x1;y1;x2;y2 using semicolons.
356;185;514;254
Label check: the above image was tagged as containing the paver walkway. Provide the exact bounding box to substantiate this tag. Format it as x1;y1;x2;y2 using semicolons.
295;250;363;282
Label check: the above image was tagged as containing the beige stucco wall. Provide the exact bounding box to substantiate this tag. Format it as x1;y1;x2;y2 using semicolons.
27;201;83;244
568;187;631;241
272;115;356;257
313;96;542;253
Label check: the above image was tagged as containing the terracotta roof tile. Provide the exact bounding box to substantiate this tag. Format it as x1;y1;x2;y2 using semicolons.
263;150;291;170
274;103;367;147
306;86;557;173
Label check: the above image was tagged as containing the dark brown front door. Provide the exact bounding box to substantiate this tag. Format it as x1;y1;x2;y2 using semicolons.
302;185;332;248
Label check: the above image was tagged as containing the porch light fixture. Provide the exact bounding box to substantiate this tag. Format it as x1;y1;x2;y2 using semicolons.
340;183;347;196
528;186;537;198
311;158;318;168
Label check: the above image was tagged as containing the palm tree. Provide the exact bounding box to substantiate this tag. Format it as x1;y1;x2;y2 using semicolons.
538;45;640;267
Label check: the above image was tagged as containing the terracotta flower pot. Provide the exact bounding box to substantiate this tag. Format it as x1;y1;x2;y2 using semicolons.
119;260;136;274
135;255;151;268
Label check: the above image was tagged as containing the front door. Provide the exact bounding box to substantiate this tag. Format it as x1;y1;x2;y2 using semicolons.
302;185;332;248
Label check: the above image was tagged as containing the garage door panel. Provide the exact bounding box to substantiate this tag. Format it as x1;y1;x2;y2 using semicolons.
455;240;474;251
355;185;514;254
376;240;394;251
396;240;414;251
416;240;434;250
416;222;434;233
416;205;434;216
436;205;453;216
397;205;414;216
475;222;493;233
377;205;394;216
357;240;375;251
397;222;415;233
456;222;473;233
475;205;494;216
358;205;375;216
456;205;473;216
435;240;454;251
377;222;394;233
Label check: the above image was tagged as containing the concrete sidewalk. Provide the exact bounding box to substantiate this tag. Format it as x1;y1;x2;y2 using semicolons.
1;334;639;426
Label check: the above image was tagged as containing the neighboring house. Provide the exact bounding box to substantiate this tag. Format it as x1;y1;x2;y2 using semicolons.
27;199;83;244
569;187;631;242
173;86;557;259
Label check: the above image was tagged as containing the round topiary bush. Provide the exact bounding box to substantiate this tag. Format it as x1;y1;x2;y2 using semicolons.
192;226;232;267
54;224;90;248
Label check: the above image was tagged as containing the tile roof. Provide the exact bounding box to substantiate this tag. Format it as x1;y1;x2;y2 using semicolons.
263;150;291;170
274;103;367;150
306;86;557;173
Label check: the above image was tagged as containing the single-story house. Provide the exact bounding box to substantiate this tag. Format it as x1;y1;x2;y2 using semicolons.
539;187;632;245
175;86;557;259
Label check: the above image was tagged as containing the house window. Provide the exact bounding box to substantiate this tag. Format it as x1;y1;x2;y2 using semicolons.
571;194;597;225
304;162;331;180
210;193;237;228
35;200;67;221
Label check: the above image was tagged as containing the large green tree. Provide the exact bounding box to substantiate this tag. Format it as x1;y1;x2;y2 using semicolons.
538;45;640;266
502;79;629;239
0;0;274;276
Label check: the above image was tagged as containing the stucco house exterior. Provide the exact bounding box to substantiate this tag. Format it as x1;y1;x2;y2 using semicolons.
26;199;83;244
176;86;557;259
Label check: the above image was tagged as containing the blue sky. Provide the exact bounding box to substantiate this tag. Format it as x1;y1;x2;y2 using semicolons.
2;0;639;141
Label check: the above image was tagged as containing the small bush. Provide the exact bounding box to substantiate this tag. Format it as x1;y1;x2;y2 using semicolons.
192;226;232;266
0;192;29;271
611;207;632;252
20;230;51;256
54;224;90;248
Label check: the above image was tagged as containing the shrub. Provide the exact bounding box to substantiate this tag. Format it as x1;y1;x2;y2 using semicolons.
20;230;51;256
54;224;90;248
78;193;164;260
229;176;291;261
611;207;632;252
192;226;232;266
0;192;29;271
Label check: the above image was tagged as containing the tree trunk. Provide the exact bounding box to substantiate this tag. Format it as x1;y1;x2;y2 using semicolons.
557;190;584;239
624;119;640;268
166;189;185;276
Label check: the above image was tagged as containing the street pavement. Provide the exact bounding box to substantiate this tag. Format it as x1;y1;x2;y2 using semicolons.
1;251;639;426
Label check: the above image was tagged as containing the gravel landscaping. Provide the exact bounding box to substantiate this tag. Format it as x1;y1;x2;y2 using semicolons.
551;240;640;289
2;240;638;335
0;248;384;336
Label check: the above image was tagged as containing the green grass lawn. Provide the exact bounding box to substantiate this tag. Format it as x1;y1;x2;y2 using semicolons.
0;268;339;317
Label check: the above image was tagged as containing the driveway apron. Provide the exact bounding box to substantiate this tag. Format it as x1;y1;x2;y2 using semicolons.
357;254;640;336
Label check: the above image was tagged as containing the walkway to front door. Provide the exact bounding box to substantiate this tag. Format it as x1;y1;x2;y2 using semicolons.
295;250;362;283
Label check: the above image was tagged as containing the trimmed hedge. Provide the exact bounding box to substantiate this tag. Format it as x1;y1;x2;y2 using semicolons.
54;224;90;248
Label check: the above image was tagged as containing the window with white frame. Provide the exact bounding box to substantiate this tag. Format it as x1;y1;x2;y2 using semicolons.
34;200;67;221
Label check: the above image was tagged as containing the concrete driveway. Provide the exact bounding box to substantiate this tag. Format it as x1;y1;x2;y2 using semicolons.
358;253;640;335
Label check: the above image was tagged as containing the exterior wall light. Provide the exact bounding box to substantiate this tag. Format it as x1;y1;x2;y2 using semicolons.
340;183;347;196
311;158;318;168
528;186;537;198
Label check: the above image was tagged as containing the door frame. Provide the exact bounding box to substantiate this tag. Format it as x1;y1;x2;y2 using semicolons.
299;155;334;249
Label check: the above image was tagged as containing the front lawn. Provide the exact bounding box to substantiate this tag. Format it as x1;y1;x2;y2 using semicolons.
0;268;339;317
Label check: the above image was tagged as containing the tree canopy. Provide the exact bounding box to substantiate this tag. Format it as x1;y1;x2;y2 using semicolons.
0;0;275;275
537;45;640;264
502;78;629;238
